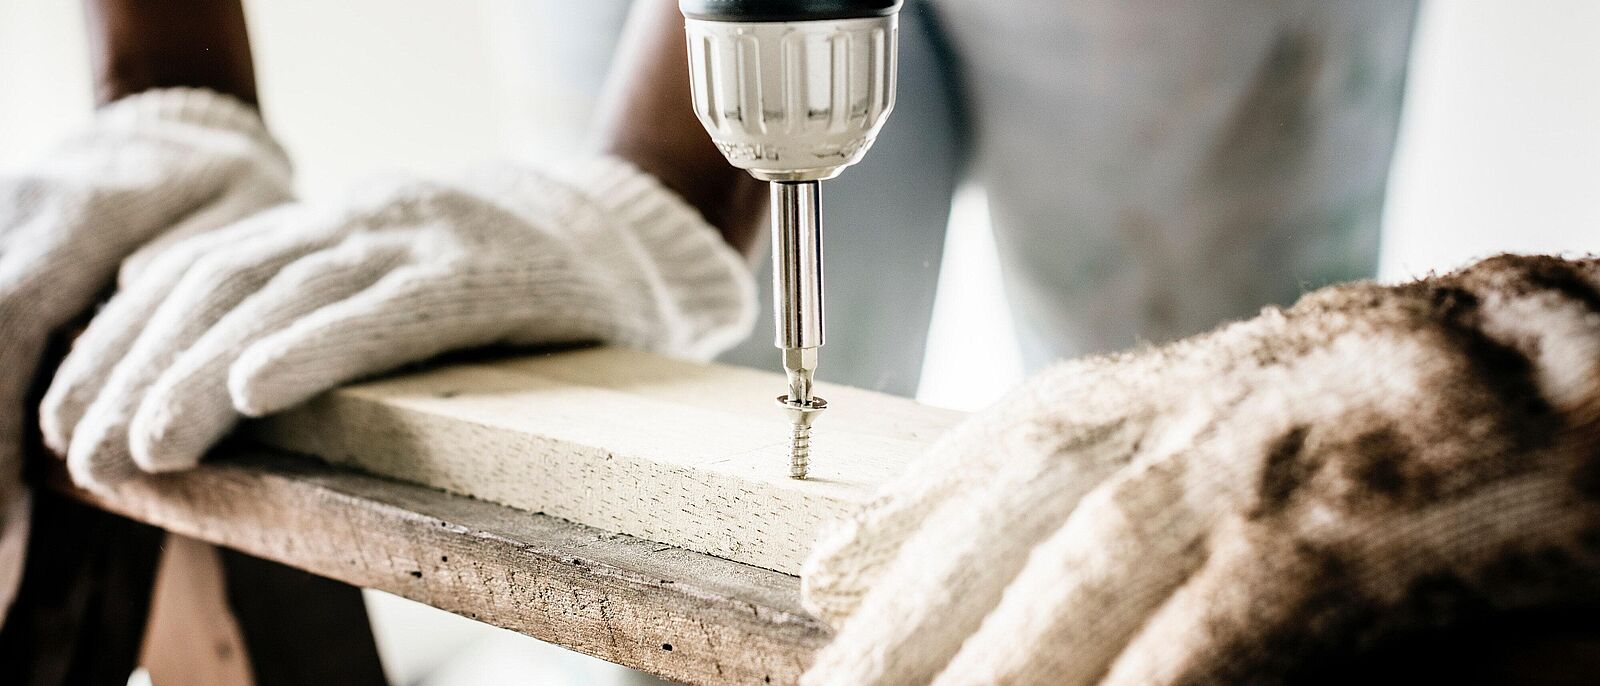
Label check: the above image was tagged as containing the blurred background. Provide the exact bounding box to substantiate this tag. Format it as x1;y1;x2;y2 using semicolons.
3;0;1599;683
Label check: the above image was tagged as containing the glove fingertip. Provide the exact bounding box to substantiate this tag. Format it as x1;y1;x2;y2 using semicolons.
37;378;88;457
64;425;140;493
37;405;71;458
801;517;884;627
800;568;859;628
127;402;201;476
228;344;301;417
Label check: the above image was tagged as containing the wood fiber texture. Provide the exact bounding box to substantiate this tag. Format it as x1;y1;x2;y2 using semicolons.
249;347;963;573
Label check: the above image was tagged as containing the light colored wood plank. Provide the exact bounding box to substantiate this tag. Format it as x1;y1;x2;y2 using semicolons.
249;347;964;573
51;451;828;686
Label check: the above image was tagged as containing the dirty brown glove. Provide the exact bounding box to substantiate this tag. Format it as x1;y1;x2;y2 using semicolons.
803;254;1600;685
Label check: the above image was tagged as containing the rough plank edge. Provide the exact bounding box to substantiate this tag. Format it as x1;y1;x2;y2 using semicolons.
48;447;829;686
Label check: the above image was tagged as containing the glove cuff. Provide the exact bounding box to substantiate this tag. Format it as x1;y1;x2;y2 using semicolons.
558;156;757;358
95;88;287;168
469;157;757;359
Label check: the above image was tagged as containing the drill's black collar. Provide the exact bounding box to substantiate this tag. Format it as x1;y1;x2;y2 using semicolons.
680;0;901;22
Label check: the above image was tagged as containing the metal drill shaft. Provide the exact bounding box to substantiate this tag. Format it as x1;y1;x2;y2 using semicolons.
772;181;826;478
771;182;824;352
783;348;818;405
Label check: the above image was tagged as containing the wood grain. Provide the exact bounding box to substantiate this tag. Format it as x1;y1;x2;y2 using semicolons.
249;347;964;573
52;450;830;686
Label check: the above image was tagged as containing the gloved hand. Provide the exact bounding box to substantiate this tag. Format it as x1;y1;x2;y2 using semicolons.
41;157;755;489
0;88;288;616
802;254;1600;685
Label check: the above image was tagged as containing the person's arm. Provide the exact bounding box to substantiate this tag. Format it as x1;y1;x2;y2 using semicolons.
83;0;258;106
595;1;767;256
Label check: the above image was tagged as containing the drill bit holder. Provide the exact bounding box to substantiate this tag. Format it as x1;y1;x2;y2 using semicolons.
681;1;899;182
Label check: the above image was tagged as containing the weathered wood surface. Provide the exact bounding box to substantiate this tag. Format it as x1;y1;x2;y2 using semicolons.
52;449;830;686
250;347;965;574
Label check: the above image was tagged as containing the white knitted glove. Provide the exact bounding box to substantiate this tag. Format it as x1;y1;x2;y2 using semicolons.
802;254;1600;685
40;157;755;489
0;88;288;617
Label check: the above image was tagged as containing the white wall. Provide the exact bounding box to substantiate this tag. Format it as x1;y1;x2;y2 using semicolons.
240;0;506;194
0;0;577;189
1380;0;1600;281
0;0;90;159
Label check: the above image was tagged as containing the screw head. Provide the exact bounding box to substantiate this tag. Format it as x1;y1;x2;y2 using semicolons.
776;395;828;428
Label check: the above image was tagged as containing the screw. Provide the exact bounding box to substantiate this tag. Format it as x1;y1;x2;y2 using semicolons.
789;422;811;479
777;395;826;480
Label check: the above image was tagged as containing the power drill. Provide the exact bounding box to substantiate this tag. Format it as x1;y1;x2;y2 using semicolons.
679;0;901;479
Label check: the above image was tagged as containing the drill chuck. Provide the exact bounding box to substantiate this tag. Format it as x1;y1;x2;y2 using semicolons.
681;2;899;181
680;0;901;22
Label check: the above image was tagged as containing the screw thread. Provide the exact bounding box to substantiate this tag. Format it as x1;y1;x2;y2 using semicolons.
789;423;811;479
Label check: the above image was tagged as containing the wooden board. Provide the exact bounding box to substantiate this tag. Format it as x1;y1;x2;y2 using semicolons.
249;347;965;574
53;450;829;686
